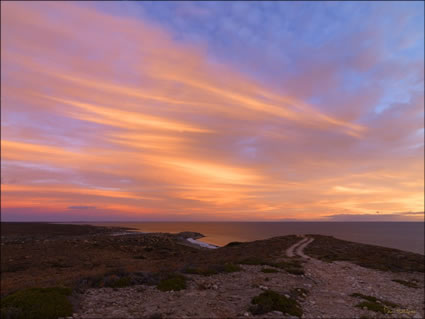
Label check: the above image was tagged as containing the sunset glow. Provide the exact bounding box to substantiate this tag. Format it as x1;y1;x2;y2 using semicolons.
1;1;424;221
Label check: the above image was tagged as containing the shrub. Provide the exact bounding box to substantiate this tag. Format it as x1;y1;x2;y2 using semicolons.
183;267;218;276
222;263;242;273
1;287;73;319
183;263;241;276
351;293;398;313
108;276;131;288
157;274;186;291
239;257;269;266
392;279;419;288
273;260;304;275
249;290;302;317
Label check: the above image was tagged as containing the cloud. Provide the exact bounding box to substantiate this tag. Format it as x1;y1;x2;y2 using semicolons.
324;213;424;222
68;206;96;210
1;2;423;221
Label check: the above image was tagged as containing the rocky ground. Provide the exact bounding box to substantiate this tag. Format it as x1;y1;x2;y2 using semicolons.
72;237;424;319
1;223;424;319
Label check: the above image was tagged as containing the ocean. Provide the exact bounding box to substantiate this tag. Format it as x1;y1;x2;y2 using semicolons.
78;221;425;255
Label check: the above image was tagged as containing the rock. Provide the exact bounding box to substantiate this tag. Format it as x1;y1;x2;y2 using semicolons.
212;284;218;290
244;312;250;317
413;313;422;319
284;294;290;298
259;285;269;290
271;311;283;315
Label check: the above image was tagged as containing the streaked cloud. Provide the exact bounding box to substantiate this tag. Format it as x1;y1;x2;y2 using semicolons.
1;1;423;221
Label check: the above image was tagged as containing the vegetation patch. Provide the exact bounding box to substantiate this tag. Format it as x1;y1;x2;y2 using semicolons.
351;293;399;314
157;274;187;291
249;290;302;317
226;241;243;247
392;279;420;288
238;257;304;275
49;259;72;268
184;266;218;276
261;267;279;273
222;263;242;273
108;276;132;288
305;235;424;273
2;263;30;273
79;269;135;289
1;287;73;319
273;260;304;275
239;257;270;266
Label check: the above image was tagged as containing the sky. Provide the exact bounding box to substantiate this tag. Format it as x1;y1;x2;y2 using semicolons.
1;1;424;222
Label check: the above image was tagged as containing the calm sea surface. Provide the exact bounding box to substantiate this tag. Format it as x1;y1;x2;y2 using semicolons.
81;222;424;254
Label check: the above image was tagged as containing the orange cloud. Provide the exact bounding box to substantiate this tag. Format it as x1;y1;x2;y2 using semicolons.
1;1;423;221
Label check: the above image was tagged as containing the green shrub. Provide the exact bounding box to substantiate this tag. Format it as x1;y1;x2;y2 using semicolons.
355;301;388;314
351;293;398;313
392;279;419;288
109;276;131;288
157;274;186;291
250;290;302;317
1;287;73;319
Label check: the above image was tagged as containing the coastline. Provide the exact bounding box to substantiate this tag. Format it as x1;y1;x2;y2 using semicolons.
1;222;424;319
56;221;425;255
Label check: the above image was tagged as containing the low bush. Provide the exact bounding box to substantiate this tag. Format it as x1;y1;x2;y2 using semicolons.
391;279;419;288
1;287;73;319
157;274;186;291
351;293;398;314
183;263;241;276
249;290;302;317
273;260;304;275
